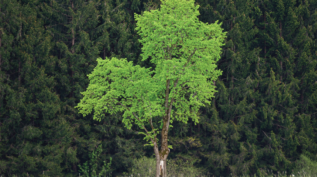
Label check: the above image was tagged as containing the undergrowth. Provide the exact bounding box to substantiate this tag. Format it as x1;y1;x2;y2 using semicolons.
116;154;317;177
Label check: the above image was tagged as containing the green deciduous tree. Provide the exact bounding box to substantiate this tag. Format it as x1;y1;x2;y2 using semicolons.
75;0;227;176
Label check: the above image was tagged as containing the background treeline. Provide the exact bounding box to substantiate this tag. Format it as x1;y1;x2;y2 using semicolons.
0;0;316;176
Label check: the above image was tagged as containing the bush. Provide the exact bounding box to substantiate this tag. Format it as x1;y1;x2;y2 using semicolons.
292;154;317;177
78;144;112;177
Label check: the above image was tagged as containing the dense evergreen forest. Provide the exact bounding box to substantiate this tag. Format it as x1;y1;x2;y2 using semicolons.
0;0;316;176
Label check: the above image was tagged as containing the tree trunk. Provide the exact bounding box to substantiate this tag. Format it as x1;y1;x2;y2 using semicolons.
153;84;172;177
153;126;170;177
153;141;169;177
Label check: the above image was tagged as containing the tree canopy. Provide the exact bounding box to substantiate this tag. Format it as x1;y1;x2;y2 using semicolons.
75;0;227;148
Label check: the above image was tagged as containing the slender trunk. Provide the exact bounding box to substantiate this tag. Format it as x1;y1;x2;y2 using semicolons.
152;118;170;177
154;141;168;177
154;78;174;177
156;129;170;177
159;109;170;176
154;142;160;177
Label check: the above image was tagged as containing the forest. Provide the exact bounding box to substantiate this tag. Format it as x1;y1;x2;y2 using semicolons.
0;0;316;176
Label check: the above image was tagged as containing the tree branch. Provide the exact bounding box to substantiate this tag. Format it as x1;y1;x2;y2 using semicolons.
140;95;155;132
118;102;154;143
140;95;158;146
183;48;198;68
164;79;170;117
166;78;180;131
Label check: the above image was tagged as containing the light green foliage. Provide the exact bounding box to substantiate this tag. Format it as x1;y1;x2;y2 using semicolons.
75;0;226;147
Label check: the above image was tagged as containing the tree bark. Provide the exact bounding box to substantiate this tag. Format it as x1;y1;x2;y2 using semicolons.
156;78;172;177
153;132;170;177
152;76;179;176
152;117;170;177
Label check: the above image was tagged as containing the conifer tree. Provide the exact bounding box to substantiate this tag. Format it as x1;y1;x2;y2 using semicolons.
186;0;315;176
0;0;22;173
0;0;67;176
189;0;262;176
40;0;150;175
250;0;316;174
291;0;317;163
39;0;105;174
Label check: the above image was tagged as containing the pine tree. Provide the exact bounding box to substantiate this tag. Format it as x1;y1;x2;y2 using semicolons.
234;0;311;175
291;0;317;163
40;0;150;176
0;0;66;176
0;1;22;174
181;0;313;176
39;0;106;175
185;0;262;176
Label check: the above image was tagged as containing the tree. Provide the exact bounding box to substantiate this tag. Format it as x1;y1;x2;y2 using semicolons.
75;0;227;176
194;0;263;175
0;0;62;176
40;0;103;174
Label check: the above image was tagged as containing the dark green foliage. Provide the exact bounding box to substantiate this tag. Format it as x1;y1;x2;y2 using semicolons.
0;0;66;176
166;0;316;176
38;0;148;176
